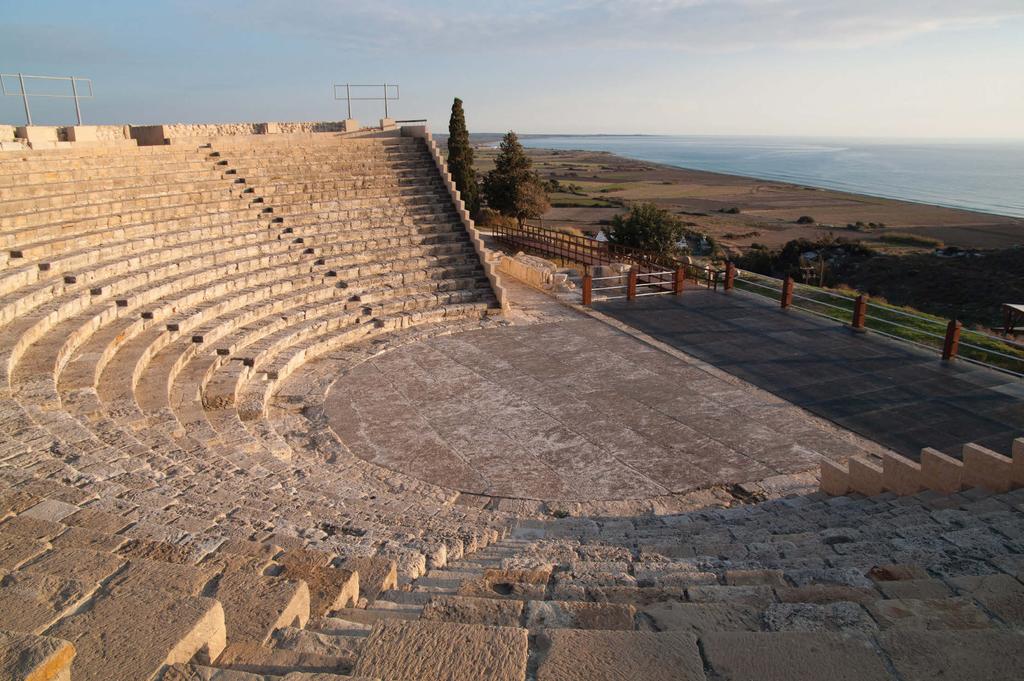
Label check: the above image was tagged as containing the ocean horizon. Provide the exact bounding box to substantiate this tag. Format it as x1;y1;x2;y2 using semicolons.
517;135;1024;220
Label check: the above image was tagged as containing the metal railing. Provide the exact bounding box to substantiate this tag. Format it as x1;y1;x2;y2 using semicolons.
1;72;93;125
333;83;399;119
733;269;1024;378
491;222;723;290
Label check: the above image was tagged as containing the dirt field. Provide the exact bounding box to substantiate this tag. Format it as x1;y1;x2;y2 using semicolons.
473;145;1024;252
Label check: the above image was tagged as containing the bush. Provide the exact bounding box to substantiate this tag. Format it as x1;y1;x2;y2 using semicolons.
606;203;686;256
720;207;741;214
796;215;816;224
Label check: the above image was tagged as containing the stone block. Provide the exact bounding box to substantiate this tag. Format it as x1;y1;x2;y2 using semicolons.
867;597;991;630
819;458;849;496
524;600;635;630
882;452;923;495
214;570;310;644
341;119;360;132
0;630;75;681
22;547;126;584
536;629;704;681
876;579;952;600
354;620;527;681
47;589;226;681
725;569;786;587
15;126;58;145
66;125;98;142
641;601;763;636
421;595;524;627
276;562;358;617
213;644;349;676
0;533;49;570
963;443;1013;492
847;457;883;496
774;585;879;605
336;556;397;604
880;630;1024;681
867;564;930;582
764;602;878;634
920;447;963;494
702;631;890;681
0;570;97;634
949;574;1024;626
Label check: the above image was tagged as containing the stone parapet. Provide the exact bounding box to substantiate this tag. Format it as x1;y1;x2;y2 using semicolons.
820;437;1022;497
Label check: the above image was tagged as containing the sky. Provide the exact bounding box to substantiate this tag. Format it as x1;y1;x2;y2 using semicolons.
2;1;1023;138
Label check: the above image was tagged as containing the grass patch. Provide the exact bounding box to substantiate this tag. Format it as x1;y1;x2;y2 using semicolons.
877;233;944;248
549;192;617;208
733;271;1024;375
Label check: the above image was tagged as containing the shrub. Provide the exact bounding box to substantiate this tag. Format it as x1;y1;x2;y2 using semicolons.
606;203;686;256
796;215;816;224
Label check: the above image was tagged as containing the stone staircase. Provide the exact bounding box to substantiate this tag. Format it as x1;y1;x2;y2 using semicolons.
148;481;1024;680
823;438;1024;497
0;132;512;679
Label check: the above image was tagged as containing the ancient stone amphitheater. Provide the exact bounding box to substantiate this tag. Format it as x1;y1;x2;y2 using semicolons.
0;121;1022;681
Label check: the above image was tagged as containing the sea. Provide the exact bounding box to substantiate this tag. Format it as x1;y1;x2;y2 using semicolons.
518;135;1024;219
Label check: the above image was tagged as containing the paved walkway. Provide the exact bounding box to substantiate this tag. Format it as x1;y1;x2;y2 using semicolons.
596;289;1024;459
324;284;885;504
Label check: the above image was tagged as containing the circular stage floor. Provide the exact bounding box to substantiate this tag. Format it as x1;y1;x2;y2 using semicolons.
324;315;879;503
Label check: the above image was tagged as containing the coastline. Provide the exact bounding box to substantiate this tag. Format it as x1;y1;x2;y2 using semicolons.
474;143;1024;252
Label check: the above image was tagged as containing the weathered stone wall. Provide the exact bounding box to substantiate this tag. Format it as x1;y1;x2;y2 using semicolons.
498;253;561;291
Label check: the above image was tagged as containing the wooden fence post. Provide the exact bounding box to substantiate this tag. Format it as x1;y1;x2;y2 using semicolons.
942;319;962;360
852;294;868;331
582;273;592;306
725;262;736;291
627;268;638;301
781;276;794;308
673;267;685;295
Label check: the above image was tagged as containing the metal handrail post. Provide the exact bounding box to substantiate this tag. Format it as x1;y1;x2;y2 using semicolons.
852;294;867;331
943;320;962;360
781;276;795;308
383;83;388;118
346;84;352;119
18;73;31;125
70;76;82;125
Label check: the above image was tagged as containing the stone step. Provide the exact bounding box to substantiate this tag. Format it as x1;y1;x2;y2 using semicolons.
271;626;365;659
352;620;528;681
535;629;704;681
213;643;352;676
821;438;1023;498
45;586;226;681
0;630;76;681
328;606;421;626
209;564;310;645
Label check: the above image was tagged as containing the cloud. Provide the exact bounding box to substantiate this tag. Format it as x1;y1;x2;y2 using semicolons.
184;0;1024;53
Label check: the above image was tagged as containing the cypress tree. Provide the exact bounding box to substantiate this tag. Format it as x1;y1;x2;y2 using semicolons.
483;131;549;227
447;98;480;218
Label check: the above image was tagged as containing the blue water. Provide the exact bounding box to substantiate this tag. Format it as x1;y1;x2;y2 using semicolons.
519;135;1024;219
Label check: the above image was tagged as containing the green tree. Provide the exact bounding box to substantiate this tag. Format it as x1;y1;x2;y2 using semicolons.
606;203;686;255
447;98;480;218
483;131;549;227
